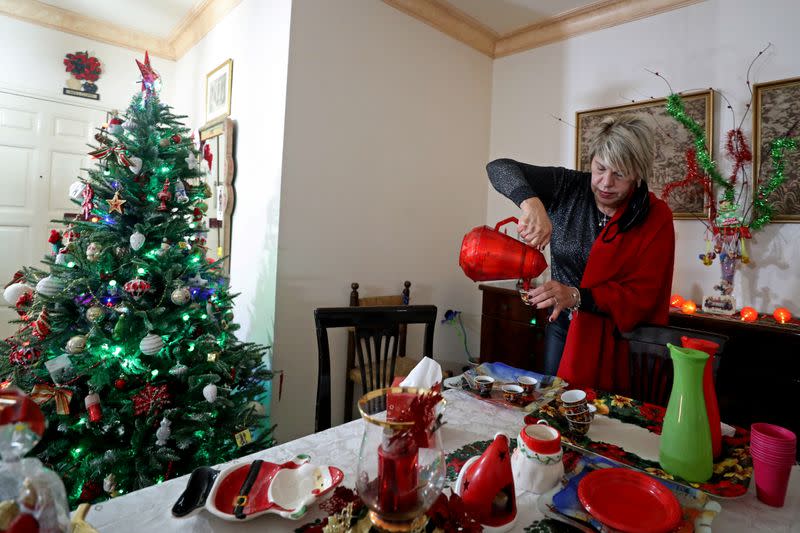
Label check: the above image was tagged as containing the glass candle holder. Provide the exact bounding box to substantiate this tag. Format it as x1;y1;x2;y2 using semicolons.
356;387;445;532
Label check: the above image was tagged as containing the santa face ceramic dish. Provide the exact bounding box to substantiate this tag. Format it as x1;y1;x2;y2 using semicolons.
172;454;344;521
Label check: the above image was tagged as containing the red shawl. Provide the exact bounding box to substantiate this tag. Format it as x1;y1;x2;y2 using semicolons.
556;192;675;393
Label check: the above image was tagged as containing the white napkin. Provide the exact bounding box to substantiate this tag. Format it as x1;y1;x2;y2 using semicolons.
399;356;442;389
721;422;736;438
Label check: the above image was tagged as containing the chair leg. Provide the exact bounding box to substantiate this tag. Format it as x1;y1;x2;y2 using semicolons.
343;378;354;423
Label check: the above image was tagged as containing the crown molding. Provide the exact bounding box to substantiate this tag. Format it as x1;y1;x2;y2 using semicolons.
169;0;243;59
493;0;704;58
382;0;497;58
0;0;174;59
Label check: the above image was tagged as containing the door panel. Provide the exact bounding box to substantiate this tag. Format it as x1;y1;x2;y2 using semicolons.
0;92;107;339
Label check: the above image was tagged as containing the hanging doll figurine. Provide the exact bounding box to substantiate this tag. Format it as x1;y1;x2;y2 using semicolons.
0;388;70;533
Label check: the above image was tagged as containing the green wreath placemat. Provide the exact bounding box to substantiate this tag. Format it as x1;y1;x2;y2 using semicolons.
528;389;752;498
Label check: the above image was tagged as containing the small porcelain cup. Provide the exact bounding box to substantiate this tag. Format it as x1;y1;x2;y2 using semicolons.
502;384;524;404
474;376;495;398
517;376;538;395
560;389;587;407
512;421;564;494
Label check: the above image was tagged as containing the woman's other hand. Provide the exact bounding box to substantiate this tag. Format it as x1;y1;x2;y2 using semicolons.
518;197;552;249
525;280;576;322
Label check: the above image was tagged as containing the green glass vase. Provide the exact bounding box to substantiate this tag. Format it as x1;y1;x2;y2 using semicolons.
658;344;713;482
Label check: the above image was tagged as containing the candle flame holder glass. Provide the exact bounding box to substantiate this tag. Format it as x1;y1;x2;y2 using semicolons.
356;387;445;533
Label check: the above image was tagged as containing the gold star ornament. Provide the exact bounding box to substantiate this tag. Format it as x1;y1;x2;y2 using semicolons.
106;191;127;214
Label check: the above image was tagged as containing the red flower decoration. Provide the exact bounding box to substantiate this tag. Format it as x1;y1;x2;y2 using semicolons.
132;384;170;416
588;442;631;464
638;403;665;424
64;52;102;82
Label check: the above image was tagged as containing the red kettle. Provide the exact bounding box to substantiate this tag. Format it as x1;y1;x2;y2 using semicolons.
459;217;548;287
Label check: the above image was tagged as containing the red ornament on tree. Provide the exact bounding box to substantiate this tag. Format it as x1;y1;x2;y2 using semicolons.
9;346;40;366
114;378;127;390
157;179;172;211
32;309;51;340
123;278;151;300
171;134;182;144
84;392;102;422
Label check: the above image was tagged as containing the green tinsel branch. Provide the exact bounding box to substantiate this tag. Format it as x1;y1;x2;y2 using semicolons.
665;93;734;203
750;136;798;230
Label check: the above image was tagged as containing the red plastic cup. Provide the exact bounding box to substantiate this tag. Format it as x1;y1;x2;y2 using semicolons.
751;423;797;445
753;457;793;507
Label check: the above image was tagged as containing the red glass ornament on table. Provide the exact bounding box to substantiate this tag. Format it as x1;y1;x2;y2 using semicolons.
740;306;758;322
773;307;792;324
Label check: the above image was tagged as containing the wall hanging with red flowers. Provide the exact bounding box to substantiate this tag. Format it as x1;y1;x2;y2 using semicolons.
63;51;102;100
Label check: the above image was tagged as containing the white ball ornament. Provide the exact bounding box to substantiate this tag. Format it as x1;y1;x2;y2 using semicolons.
69;181;86;201
139;333;164;355
129;156;143;174
86;242;103;262
202;383;218;403
4;283;33;305
36;276;63;297
129;231;145;251
170;287;191;306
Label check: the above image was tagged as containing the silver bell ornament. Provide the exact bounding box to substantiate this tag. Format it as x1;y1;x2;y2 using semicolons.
4;282;33;305
170;287;191;306
36;275;63;297
129;156;143;174
66;335;88;354
103;474;117;494
129;231;145;251
202;383;218;403
86;306;105;323
86;242;103;262
169;363;188;377
139;333;164;355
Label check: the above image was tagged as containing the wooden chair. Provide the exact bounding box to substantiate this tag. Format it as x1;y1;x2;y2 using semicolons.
622;325;728;406
343;281;412;423
314;305;437;432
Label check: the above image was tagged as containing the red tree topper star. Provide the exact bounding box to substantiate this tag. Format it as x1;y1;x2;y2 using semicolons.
136;51;160;95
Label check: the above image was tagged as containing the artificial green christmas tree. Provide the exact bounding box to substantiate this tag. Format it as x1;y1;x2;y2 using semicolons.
0;53;274;506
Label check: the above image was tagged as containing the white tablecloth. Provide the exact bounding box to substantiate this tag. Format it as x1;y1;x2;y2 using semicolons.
85;389;800;532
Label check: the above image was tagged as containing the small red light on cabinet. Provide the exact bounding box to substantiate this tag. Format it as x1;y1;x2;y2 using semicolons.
773;307;792;324
739;307;758;322
681;300;697;315
670;294;685;308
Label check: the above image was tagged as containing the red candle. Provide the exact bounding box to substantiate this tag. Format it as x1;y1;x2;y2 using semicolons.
377;439;419;514
773;307;792;324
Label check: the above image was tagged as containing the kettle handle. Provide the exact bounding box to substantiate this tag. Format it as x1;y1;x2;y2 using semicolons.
494;217;519;232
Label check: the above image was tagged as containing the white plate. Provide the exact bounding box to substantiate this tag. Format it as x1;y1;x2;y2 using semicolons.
443;375;465;389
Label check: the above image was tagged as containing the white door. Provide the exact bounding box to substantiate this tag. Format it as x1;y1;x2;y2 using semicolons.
0;91;107;339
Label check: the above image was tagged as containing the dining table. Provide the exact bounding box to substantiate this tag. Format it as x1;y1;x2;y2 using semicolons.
84;388;800;532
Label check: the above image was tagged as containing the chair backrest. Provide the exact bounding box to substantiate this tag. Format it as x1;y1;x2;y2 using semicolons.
314;304;437;432
622;325;728;406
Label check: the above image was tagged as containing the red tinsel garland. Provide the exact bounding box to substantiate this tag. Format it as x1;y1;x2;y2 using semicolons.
725;128;752;187
662;149;715;220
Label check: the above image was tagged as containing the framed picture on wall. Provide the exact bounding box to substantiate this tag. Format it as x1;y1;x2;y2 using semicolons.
753;76;800;223
205;59;233;124
575;90;714;219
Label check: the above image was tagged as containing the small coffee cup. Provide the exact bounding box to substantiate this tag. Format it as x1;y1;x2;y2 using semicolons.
560;389;587;407
517;376;538;395
474;376;495;397
502;384;524;404
567;419;592;437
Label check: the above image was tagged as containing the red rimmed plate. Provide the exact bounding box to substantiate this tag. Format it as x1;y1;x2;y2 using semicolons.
577;468;681;533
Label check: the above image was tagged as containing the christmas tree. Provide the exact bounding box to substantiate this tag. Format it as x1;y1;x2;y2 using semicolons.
0;52;274;506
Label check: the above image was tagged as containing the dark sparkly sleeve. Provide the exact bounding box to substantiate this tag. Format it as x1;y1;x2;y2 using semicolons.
486;159;582;209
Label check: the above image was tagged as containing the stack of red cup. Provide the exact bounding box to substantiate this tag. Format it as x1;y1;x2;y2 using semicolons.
750;422;796;507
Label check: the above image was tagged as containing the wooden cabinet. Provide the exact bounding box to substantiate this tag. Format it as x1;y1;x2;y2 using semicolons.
669;312;800;451
478;284;549;371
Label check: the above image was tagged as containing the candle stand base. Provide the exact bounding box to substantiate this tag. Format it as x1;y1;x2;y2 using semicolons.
368;511;428;532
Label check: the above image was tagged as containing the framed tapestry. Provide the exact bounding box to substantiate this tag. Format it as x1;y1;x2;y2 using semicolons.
753;76;800;223
575;90;714;219
205;59;233;124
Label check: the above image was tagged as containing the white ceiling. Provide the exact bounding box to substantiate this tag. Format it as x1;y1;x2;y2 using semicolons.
446;0;601;35
40;0;204;38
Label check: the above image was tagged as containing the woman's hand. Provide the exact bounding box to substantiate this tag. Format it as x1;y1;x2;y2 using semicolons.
518;197;552;250
524;280;577;322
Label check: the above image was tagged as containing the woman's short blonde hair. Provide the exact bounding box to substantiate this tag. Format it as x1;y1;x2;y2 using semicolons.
588;114;655;183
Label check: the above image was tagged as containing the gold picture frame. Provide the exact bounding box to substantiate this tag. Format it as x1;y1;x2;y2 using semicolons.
575;90;714;219
205;59;233;124
753;76;800;223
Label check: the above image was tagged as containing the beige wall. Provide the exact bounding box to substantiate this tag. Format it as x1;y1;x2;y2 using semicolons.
487;0;800;314
273;0;492;441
